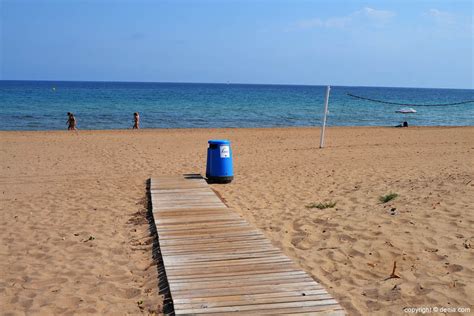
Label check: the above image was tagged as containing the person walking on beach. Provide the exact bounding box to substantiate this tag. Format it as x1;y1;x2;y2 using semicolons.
67;112;77;130
133;112;140;129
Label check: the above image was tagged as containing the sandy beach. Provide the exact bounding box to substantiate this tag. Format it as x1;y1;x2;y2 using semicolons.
1;126;473;315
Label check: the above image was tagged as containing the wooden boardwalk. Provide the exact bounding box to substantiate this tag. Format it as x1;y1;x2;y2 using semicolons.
150;175;344;315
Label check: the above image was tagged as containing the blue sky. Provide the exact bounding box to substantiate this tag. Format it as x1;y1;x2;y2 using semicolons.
1;0;473;88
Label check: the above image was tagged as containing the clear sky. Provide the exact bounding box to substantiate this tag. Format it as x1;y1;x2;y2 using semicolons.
1;0;473;88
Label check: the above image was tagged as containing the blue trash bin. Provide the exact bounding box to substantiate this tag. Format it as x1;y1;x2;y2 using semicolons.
206;139;233;183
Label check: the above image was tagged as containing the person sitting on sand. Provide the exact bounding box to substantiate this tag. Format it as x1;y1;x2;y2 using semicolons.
67;112;77;130
395;121;408;128
133;112;140;129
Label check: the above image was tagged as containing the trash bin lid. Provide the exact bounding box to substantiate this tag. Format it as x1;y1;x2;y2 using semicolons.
208;139;230;145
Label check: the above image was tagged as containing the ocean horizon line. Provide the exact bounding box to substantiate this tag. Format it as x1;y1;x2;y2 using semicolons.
1;79;472;91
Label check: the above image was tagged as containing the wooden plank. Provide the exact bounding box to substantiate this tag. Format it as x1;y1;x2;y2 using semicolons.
189;305;345;316
156;221;250;231
155;216;244;223
155;219;245;227
174;300;341;315
157;235;270;246
170;271;308;282
162;245;278;256
155;203;226;209
153;193;218;199
166;267;302;280
156;223;251;231
150;189;212;194
154;211;238;218
152;207;229;215
160;242;278;252
165;262;297;273
166;265;302;279
172;289;329;304
168;276;315;291
160;256;293;271
162;242;275;254
156;225;264;235
155;199;223;203
157;231;264;240
174;293;334;310
156;231;266;241
149;175;344;315
153;211;231;218
157;225;254;234
162;251;285;264
156;226;255;236
169;282;323;298
155;199;223;205
161;248;283;259
154;205;228;211
161;239;272;249
151;185;209;190
154;213;237;220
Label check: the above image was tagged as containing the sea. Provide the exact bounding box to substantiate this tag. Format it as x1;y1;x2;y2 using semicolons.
0;80;473;131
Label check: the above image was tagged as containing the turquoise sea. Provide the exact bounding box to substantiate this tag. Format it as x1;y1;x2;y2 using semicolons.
0;81;473;130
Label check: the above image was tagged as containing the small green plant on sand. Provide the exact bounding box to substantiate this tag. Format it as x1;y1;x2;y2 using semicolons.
379;192;398;203
306;201;337;209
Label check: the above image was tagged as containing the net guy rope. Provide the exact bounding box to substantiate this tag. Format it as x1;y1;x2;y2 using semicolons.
149;175;345;315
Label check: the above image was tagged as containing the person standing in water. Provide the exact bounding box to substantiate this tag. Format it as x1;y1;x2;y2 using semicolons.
133;112;140;129
66;112;71;129
67;112;77;130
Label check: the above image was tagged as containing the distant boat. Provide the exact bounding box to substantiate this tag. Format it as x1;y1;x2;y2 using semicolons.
396;108;416;113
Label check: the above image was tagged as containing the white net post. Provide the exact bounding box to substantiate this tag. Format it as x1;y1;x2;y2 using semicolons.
319;85;331;148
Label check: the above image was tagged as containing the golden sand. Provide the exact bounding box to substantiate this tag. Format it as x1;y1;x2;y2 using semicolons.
1;127;473;315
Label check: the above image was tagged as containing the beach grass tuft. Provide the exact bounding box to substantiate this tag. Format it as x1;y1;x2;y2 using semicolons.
379;192;398;203
306;201;337;209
